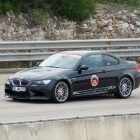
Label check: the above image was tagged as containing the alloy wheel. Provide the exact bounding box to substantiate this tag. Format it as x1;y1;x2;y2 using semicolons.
54;81;69;102
119;77;132;97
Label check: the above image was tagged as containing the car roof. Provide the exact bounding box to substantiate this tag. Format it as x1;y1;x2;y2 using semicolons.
59;50;103;56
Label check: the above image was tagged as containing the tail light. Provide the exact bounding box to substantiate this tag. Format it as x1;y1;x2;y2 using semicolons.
136;65;140;72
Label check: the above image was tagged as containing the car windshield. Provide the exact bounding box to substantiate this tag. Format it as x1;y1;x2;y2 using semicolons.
39;53;82;69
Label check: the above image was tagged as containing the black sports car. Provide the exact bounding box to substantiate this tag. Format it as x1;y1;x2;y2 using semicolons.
5;50;140;103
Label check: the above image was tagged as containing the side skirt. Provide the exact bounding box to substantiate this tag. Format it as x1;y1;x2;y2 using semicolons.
72;87;109;97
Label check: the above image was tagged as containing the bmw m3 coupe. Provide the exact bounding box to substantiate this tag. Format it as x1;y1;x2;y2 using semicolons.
5;50;140;103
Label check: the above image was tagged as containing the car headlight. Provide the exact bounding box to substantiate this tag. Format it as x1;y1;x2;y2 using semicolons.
5;79;11;85
32;80;51;86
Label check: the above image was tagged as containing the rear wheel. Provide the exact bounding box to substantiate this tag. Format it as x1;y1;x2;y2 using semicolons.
114;77;133;98
52;81;69;103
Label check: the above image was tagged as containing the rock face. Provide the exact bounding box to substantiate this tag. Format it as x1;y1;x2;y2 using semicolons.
0;4;140;41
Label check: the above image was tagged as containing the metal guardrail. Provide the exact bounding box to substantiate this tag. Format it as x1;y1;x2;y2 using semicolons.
0;38;140;50
0;52;55;61
0;38;140;62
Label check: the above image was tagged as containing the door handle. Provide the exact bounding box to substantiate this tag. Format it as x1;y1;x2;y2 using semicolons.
102;70;106;73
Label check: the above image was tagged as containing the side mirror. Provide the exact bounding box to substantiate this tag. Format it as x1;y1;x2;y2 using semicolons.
36;62;41;66
79;65;89;70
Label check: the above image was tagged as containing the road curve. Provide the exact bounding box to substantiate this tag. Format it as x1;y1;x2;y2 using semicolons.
0;74;140;122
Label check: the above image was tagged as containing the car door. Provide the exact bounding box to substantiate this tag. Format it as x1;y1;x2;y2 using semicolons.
102;54;120;90
72;54;110;96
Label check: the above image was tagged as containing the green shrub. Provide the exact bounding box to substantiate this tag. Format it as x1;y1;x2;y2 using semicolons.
3;1;13;13
0;0;139;23
0;0;22;14
30;9;49;25
13;1;23;13
49;0;97;21
22;3;30;13
98;0;140;6
22;0;49;11
0;2;3;15
125;0;140;6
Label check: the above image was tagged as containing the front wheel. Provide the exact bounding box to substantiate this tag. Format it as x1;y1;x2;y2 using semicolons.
52;81;69;103
114;77;133;99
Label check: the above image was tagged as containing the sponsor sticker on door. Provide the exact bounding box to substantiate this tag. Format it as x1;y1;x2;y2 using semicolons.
90;75;99;86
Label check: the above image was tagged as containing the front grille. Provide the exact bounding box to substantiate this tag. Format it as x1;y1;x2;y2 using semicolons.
21;79;30;86
5;89;30;98
11;91;30;98
12;79;20;85
12;79;30;86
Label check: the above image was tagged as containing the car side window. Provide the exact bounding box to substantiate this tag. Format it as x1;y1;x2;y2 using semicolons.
103;55;119;66
81;54;104;68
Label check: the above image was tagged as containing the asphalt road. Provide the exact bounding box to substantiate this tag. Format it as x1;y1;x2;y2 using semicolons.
0;74;140;123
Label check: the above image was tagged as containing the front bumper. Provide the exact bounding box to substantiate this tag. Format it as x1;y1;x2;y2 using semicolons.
5;82;54;100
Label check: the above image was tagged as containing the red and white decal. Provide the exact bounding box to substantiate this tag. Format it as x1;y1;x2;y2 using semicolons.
90;75;99;86
53;53;82;58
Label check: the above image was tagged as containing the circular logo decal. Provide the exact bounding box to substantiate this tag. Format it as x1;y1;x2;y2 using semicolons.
90;75;99;86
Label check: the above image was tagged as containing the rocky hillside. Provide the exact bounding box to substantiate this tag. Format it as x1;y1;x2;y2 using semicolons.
0;3;140;41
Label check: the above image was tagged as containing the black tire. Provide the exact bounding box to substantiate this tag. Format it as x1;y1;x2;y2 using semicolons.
114;77;133;99
52;81;69;103
12;98;20;100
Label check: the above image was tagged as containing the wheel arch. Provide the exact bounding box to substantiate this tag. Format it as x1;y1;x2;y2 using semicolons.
56;79;73;97
52;79;70;103
119;74;134;89
114;74;134;99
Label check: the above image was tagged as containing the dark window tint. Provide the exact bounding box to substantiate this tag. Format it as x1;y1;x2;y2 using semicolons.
103;55;119;66
81;54;104;68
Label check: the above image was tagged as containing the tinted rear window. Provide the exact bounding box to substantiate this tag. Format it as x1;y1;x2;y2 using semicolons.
103;55;119;66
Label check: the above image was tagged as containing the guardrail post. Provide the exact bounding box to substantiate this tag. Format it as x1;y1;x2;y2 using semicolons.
29;61;32;67
28;50;32;67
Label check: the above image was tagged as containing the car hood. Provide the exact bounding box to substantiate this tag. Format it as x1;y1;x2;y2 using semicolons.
9;66;70;80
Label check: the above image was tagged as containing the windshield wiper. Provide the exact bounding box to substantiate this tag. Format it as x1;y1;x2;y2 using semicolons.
46;66;60;68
